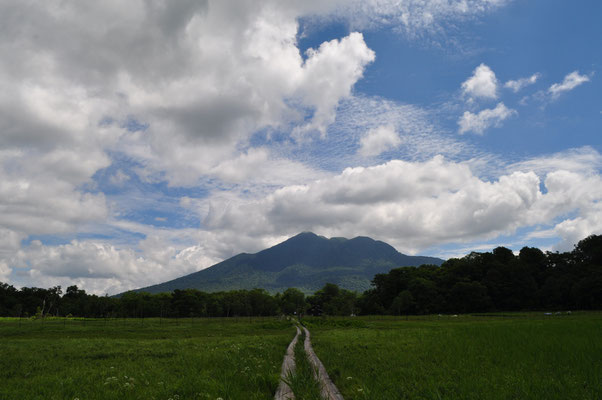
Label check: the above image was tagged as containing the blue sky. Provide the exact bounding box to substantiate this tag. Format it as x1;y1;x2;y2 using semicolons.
0;0;600;294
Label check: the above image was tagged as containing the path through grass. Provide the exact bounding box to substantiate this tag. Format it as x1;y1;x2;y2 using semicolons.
286;327;323;400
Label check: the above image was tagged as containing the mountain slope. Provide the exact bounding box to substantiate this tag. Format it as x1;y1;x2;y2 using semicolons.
133;232;444;294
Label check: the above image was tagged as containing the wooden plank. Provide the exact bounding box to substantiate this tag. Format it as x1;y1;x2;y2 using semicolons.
274;326;301;400
303;327;344;400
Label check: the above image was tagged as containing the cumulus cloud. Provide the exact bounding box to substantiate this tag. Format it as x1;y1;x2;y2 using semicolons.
0;0;510;192
0;151;108;236
548;71;591;98
504;73;540;92
204;154;602;255
294;32;375;137
198;156;549;253
458;103;517;134
358;125;402;156
0;0;540;294
14;237;218;295
0;0;379;260
461;64;498;100
553;203;602;251
0;1;375;186
12;229;293;294
12;149;602;294
0;261;11;282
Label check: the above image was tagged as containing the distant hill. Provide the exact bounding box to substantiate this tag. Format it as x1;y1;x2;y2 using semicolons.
131;232;444;294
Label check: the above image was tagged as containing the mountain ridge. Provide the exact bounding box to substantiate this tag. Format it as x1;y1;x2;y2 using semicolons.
130;232;444;294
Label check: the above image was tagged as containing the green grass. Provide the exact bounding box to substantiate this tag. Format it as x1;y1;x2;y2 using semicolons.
0;317;295;400
3;314;601;399
304;313;602;400
286;328;323;400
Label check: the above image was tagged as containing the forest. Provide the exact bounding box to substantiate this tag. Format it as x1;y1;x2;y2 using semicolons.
1;235;600;317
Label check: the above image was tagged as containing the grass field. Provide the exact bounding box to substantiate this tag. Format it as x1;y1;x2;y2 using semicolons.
304;312;602;400
0;317;294;400
2;314;601;400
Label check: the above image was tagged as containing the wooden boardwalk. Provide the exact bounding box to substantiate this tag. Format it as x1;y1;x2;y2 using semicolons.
274;326;301;400
302;327;345;400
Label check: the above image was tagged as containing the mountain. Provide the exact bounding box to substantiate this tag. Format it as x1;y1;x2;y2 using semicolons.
132;232;444;294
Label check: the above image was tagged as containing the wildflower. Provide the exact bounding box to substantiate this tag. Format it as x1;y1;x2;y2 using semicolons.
346;376;353;380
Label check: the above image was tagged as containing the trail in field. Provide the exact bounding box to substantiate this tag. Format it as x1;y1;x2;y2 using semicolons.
302;326;345;400
274;324;344;400
274;325;301;400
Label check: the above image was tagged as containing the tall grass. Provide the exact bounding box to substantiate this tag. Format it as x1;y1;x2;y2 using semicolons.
307;313;602;400
0;317;294;400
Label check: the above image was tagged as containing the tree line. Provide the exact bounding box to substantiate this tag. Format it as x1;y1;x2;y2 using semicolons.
1;235;600;318
359;234;602;315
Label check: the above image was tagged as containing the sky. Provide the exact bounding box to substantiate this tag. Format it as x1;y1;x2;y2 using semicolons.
1;0;601;295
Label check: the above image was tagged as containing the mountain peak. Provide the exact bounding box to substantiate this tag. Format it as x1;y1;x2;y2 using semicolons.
286;231;323;242
131;232;444;294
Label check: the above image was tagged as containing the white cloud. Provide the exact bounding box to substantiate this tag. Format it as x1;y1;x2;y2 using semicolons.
508;149;602;251
461;64;498;100
509;146;602;176
553;202;602;251
548;71;591;98
328;0;510;37
204;153;602;256
458;103;517;134
504;73;540;92
11;229;292;294
0;1;376;190
0;0;543;295
204;156;548;254
331;95;480;162
0;261;11;282
11;149;602;294
0;228;25;258
294;32;375;137
209;147;328;187
359;125;402;157
0;0;511;199
0;151;108;236
14;237;218;295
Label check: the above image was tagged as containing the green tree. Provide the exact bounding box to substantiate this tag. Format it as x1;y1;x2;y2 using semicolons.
280;288;306;315
390;290;414;315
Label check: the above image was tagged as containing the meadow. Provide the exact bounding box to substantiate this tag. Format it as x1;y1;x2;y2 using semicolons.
305;312;602;400
1;313;601;400
0;317;294;400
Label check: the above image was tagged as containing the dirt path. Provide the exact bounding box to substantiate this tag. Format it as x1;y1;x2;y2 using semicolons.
274;325;301;400
302;327;345;400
